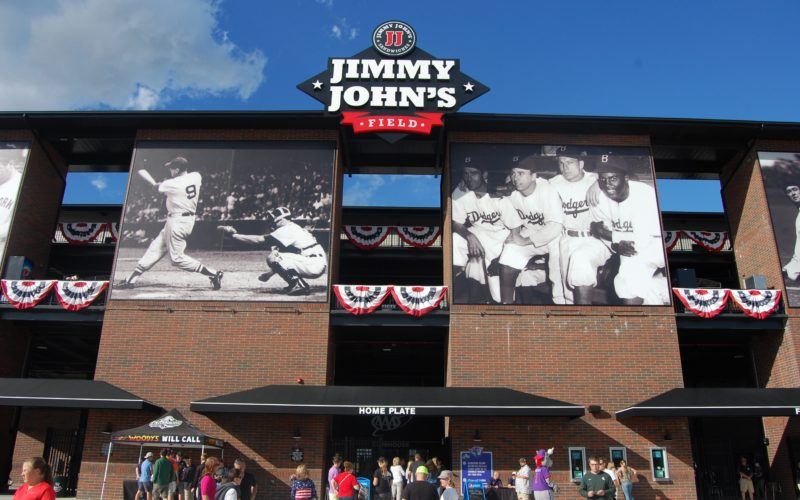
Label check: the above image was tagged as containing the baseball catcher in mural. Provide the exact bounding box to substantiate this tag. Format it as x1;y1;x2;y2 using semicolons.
217;206;327;296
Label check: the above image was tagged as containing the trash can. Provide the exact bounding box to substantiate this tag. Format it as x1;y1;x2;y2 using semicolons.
53;475;67;497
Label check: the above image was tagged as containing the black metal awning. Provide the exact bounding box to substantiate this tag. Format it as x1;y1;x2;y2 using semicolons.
616;388;800;418
190;385;584;417
0;378;159;410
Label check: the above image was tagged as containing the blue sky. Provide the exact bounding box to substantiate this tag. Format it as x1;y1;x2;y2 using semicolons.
12;1;796;210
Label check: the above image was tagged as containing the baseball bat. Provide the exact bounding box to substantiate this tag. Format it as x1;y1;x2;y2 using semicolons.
137;169;158;187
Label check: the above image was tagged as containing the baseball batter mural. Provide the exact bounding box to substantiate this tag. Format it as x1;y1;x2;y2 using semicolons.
449;143;670;306
112;141;334;302
0;143;29;274
757;152;800;306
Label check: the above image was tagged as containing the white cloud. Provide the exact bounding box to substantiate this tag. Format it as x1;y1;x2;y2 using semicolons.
349;28;358;40
330;17;357;41
315;0;334;6
0;0;267;110
90;174;108;191
343;175;385;206
331;25;343;40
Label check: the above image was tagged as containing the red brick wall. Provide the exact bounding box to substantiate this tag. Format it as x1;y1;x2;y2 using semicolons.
0;322;32;490
721;141;800;497
445;133;694;499
77;128;337;500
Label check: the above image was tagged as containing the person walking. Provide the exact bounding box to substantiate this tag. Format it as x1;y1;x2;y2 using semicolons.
334;462;360;500
136;452;155;500
199;457;221;500
437;471;458;500
291;464;318;500
390;457;405;500
616;460;637;500
601;458;618;498
577;456;615;499
153;449;177;500
12;457;56;500
373;457;393;500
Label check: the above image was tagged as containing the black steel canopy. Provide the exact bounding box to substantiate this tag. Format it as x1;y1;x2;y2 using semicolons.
0;378;159;410
190;384;584;417
616;388;800;418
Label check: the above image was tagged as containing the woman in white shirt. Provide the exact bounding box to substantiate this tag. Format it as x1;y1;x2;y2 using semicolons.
390;457;405;500
438;470;458;500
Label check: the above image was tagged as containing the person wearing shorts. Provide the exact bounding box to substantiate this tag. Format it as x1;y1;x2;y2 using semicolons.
738;457;754;500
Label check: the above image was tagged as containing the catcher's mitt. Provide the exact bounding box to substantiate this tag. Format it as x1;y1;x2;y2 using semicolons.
217;225;237;235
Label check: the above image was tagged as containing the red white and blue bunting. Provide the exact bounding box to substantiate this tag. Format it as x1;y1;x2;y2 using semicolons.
342;226;392;250
396;226;441;248
59;222;106;244
729;289;783;320
1;280;57;310
390;286;448;317
672;288;730;318
663;231;680;252
684;231;729;252
54;281;109;311
332;284;392;315
109;222;120;242
0;279;108;311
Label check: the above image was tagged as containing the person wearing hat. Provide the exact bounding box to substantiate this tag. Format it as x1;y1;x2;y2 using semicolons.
451;156;511;303
589;153;668;305
497;154;565;304
437;471;458;500
515;458;532;500
402;466;439;500
136;452;156;500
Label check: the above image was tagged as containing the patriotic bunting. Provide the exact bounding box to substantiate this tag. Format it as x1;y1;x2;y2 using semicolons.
664;231;680;252
342;226;392;250
54;281;109;311
396;226;441;248
390;286;447;317
729;289;783;320
332;284;392;315
109;222;120;242
672;288;730;318
59;222;106;244
684;231;729;252
1;280;57;310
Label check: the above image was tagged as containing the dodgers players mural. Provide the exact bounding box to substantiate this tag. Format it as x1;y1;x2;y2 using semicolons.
450;143;671;306
0;143;29;273
757;151;800;307
112;141;335;302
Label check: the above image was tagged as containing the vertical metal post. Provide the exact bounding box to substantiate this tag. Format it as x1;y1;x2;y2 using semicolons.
99;442;113;500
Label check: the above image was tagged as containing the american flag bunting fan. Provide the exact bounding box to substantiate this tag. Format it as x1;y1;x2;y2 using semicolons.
672;288;730;318
59;222;106;244
729;289;782;319
396;226;441;247
684;231;729;252
390;286;447;317
332;284;392;315
54;281;109;311
1;280;57;310
109;222;120;242
663;231;681;252
342;226;392;250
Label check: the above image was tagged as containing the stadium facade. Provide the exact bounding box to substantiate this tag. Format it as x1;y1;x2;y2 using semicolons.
1;22;800;500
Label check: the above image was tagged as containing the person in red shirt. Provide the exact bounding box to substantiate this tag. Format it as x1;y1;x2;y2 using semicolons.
13;457;56;500
334;462;360;500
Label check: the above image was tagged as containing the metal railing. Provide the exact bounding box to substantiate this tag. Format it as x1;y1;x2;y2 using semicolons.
668;233;732;252
331;293;449;313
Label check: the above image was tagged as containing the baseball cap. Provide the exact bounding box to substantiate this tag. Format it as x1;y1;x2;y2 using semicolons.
438;470;456;480
543;145;587;160
416;466;429;475
595;152;629;175
511;154;541;172
145;452;154;459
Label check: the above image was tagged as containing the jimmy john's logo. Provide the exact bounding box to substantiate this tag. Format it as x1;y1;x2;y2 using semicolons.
298;20;488;138
373;21;416;57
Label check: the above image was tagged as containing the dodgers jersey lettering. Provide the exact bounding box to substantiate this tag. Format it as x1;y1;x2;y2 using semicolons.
159;171;202;214
501;178;563;230
271;221;320;251
548;171;597;231
452;190;507;235
590;180;662;248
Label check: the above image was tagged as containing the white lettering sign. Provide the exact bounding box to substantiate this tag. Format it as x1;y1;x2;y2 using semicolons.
358;406;416;415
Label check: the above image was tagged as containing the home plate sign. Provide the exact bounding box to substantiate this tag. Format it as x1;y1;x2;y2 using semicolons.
298;20;489;139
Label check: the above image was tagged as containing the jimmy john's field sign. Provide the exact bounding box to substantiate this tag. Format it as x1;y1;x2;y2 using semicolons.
298;20;488;136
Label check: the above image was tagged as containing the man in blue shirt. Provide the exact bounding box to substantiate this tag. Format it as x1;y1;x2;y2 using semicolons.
137;451;155;500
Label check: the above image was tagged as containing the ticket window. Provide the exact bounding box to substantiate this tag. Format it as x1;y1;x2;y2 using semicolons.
650;447;669;481
568;447;586;483
609;447;627;467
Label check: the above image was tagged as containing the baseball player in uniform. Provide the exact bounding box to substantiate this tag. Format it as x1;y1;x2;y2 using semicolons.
0;156;23;257
117;157;224;290
782;184;800;281
218;206;327;296
547;146;612;304
452;158;510;303
589;155;668;305
497;155;564;304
